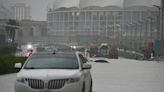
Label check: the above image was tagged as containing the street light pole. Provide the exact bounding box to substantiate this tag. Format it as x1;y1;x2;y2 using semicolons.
130;23;133;50
134;22;138;51
162;0;164;40
138;21;143;51
149;17;153;42
153;5;162;40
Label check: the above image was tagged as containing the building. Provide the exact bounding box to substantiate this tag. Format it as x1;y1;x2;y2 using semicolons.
12;3;31;21
0;19;8;45
0;3;14;45
48;0;124;44
15;20;47;44
47;0;161;46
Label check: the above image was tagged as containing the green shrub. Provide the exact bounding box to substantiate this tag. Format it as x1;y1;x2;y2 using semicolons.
0;56;27;75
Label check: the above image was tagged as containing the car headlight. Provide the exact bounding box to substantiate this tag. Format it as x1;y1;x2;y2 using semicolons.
67;78;80;84
16;78;25;83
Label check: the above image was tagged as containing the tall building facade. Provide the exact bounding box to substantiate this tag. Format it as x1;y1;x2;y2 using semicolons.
0;2;14;45
12;3;31;21
47;0;161;46
15;20;47;44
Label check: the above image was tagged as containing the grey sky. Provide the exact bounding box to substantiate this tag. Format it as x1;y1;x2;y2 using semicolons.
1;0;54;21
0;0;161;21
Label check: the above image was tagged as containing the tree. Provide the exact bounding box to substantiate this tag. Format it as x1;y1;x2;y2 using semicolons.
5;19;19;44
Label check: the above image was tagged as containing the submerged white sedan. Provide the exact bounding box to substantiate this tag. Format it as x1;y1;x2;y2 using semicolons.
14;52;92;92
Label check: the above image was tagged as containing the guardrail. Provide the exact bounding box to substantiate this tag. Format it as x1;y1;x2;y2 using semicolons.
118;49;144;60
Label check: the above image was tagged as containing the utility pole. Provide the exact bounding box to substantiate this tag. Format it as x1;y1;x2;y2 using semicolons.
153;1;164;57
153;5;162;40
162;0;164;40
154;2;164;40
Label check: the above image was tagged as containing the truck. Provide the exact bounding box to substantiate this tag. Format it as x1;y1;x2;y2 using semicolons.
108;45;118;59
99;43;118;59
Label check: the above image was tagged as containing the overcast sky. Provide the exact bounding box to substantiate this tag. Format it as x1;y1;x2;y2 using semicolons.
1;0;54;21
0;0;161;21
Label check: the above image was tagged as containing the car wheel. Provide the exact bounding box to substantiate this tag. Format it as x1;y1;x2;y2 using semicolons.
89;80;92;92
82;83;85;92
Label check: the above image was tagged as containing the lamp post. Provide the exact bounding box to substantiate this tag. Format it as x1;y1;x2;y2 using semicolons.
123;25;128;49
153;5;164;40
126;24;130;50
126;23;133;50
133;22;138;51
129;23;133;50
142;19;148;45
148;17;154;42
138;21;144;51
161;0;164;55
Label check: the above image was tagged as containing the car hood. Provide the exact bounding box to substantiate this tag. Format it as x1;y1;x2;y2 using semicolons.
17;69;80;80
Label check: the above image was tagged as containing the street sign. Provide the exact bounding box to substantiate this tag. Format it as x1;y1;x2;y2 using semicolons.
155;40;161;55
161;40;164;55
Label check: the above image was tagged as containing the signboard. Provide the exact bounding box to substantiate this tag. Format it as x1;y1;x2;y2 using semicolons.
161;40;164;55
155;40;161;55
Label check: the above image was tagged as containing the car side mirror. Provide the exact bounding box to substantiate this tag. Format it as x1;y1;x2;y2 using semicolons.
14;63;22;69
82;64;92;70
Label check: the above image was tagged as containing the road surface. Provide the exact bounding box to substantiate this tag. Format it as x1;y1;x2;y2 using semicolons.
0;73;16;92
0;58;164;92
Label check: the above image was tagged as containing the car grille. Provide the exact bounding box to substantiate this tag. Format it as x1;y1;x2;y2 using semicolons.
25;78;68;89
25;78;44;89
48;79;69;89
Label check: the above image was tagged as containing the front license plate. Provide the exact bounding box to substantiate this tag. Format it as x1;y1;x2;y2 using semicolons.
40;91;52;92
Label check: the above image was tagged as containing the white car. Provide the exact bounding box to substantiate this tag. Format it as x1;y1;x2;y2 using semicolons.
14;52;92;92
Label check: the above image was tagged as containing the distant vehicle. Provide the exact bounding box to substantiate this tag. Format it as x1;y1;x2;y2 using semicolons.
14;52;92;92
25;49;33;57
98;43;118;59
36;47;45;52
21;44;37;57
108;45;118;59
71;46;86;52
45;47;54;52
88;57;109;63
99;43;109;58
88;44;98;57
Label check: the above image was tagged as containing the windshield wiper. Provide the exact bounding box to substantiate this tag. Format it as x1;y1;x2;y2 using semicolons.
57;67;78;69
24;67;38;69
41;67;78;69
24;67;78;69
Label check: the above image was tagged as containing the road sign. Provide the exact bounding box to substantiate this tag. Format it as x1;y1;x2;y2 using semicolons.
155;40;161;55
161;40;164;55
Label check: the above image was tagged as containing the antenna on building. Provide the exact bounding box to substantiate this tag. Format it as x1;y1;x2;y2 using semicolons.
47;3;53;12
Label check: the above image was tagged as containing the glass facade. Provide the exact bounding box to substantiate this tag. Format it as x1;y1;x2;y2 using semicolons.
47;8;123;44
47;7;158;49
48;9;122;36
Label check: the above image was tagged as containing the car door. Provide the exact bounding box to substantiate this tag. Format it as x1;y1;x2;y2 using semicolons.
79;54;92;92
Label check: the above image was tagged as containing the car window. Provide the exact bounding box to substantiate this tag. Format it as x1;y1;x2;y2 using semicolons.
24;55;79;69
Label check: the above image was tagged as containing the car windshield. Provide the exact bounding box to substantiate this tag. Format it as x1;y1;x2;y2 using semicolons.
24;55;79;69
